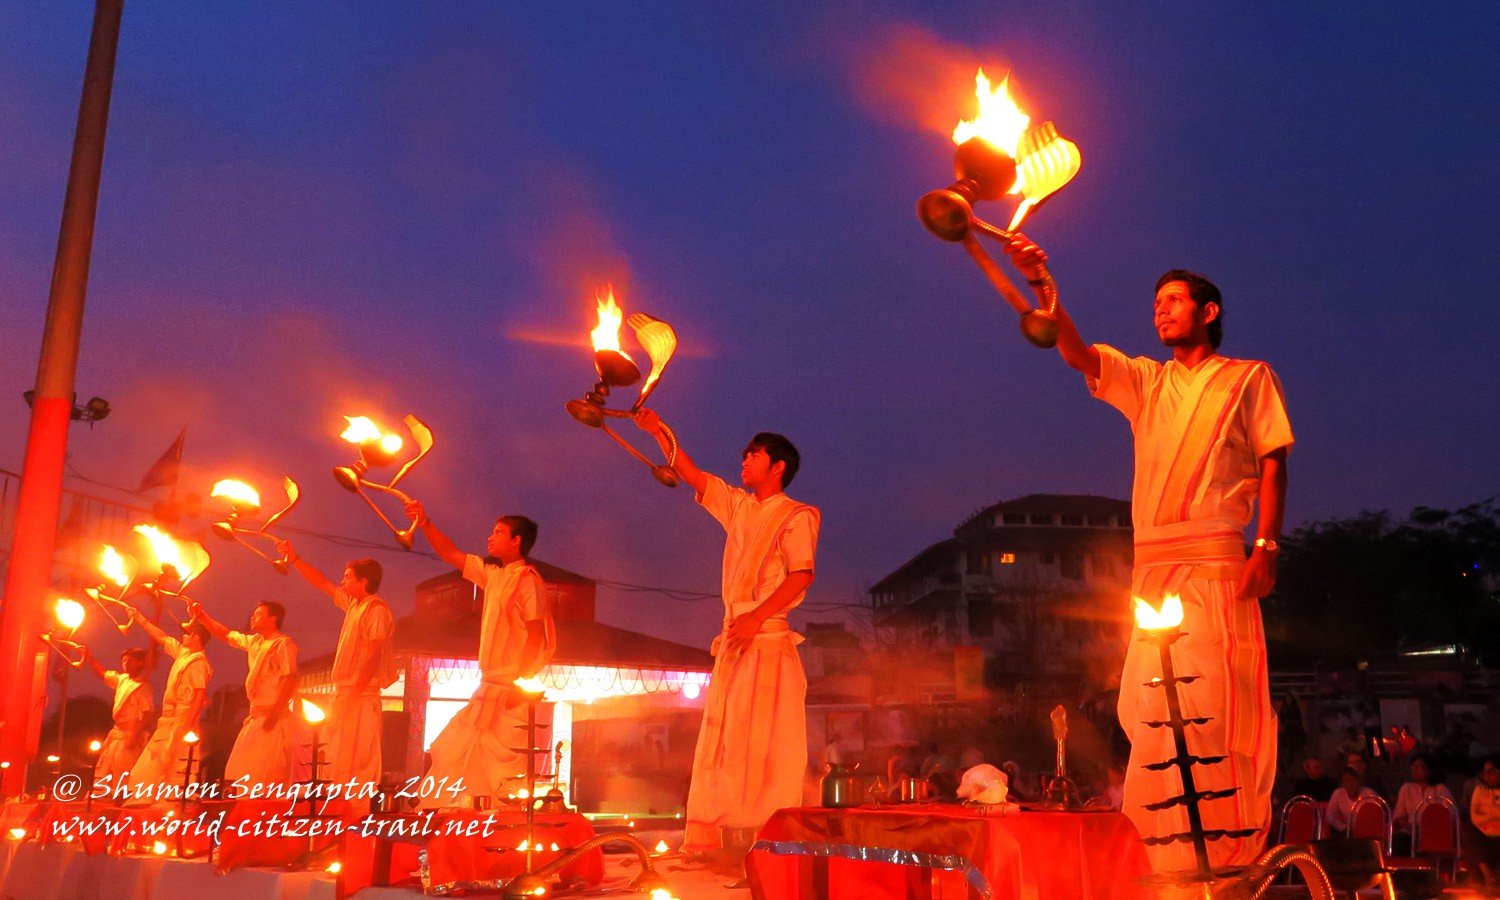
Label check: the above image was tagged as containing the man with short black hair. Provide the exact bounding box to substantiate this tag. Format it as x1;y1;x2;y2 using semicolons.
189;599;301;792
121;609;212;802
403;500;554;807
278;541;396;798
1005;236;1292;871
81;646;154;785
636;412;820;854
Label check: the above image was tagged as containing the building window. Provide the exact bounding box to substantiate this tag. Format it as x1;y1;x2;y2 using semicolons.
1029;513;1054;525
1087;514;1112;526
966;551;989;575
998;552;1016;565
1060;552;1085;580
1061;514;1084;526
1003;512;1026;525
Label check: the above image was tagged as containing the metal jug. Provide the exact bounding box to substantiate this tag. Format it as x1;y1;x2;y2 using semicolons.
820;762;861;808
897;776;934;803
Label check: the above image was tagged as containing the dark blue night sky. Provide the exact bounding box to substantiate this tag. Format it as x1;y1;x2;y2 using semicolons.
3;2;1498;678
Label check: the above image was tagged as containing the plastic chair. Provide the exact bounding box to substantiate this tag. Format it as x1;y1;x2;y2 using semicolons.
1280;794;1323;844
1348;793;1392;854
1411;795;1461;880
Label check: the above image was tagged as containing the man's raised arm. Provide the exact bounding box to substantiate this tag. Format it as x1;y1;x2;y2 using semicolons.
1003;234;1100;379
185;600;232;643
126;605;171;647
403;500;467;570
275;539;338;599
634;409;708;496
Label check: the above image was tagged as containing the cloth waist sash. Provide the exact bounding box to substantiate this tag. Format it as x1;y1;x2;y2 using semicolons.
1131;517;1246;603
701;620;803;770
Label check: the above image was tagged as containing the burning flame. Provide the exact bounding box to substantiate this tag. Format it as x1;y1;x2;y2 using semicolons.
132;525;209;585
152;841;168;855
183;731;199;744
100;545;130;587
55;598;85;630
301;698;327;724
211;479;262;510
514;676;548;696
952;68;1031;161
1133;595;1184;631
650;890;678;900
341;416;404;455
8;828;25;841
654;840;670;854
589;286;633;360
326;861;342;875
88;740;102;753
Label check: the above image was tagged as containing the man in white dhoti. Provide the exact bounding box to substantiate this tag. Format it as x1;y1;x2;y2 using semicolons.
635;413;819;854
187;599;302;794
81;646;153;788
1007;237;1292;872
121;608;212;804
277;542;396;801
403;500;555;808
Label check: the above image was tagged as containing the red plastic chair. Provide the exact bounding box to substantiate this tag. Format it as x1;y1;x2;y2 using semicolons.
1411;795;1461;880
1280;794;1323;844
1348;793;1392;854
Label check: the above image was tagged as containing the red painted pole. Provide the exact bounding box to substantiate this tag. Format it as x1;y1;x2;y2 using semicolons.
0;0;124;794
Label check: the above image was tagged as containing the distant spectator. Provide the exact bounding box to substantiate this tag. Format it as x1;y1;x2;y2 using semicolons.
1292;757;1337;802
1465;756;1500;890
1346;751;1387;799
1392;753;1453;854
1325;767;1376;834
886;743;919;784
1338;728;1366;759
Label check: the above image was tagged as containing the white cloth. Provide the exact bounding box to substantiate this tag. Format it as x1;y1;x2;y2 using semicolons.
420;556;554;807
683;476;819;850
223;631;302;791
1326;786;1378;833
126;637;210;802
96;670;153;784
328;590;396;790
1090;345;1293;872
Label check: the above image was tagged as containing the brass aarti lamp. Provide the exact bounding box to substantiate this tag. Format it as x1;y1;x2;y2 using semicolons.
564;286;681;487
83;544;137;634
917;69;1081;349
210;477;301;572
331;415;434;549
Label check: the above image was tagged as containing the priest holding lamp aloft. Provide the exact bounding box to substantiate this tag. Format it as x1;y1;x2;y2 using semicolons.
1003;234;1292;872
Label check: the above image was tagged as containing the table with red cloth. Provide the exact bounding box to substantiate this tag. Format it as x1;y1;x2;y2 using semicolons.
747;804;1153;900
335;808;604;897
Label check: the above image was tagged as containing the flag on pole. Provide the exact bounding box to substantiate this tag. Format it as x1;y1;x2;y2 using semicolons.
137;429;185;492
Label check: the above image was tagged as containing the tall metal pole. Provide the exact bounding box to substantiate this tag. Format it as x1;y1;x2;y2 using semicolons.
0;0;125;795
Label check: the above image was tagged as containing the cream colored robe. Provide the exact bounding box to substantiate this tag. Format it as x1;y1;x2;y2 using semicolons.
224;630;303;792
126;637;211;802
1091;345;1293;872
96;670;153;785
683;475;819;851
327;590;396;792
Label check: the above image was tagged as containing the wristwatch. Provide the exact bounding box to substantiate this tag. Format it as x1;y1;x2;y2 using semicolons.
1253;537;1279;553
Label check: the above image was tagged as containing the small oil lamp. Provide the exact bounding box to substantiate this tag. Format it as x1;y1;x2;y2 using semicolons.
917;69;1081;349
565;286;681;487
210;477;301;572
331;415;434;549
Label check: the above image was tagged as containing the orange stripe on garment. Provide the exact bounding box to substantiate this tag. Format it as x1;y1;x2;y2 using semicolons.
1177;362;1263;522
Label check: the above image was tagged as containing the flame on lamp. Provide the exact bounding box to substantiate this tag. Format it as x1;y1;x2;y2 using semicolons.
133;525;210;585
952;69;1031;164
7;828;25;841
100;545;131;587
211;479;262;511
654;840;670;854
301;698;327;725
55;598;86;630
326;861;343;875
183;731;199;744
88;740;102;753
152;841;168;855
341;416;403;455
513;676;548;696
1133;595;1184;631
589;286;633;361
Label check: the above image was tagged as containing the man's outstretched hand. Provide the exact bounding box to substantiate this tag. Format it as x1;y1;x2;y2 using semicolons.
1002;232;1048;281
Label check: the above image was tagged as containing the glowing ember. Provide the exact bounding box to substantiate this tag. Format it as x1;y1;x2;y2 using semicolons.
301;698;327;725
589;286;633;361
952;68;1031;160
1133;595;1184;631
55;598;85;630
100;545;130;587
88;740;102;753
45;755;60;763
341;416;404;454
211;479;262;510
326;861;342;875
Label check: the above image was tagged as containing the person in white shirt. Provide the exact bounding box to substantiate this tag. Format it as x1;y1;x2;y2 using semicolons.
636;413;819;854
1392;753;1453;853
1326;767;1378;834
120;609;212;804
404;500;555;808
81;646;153;786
